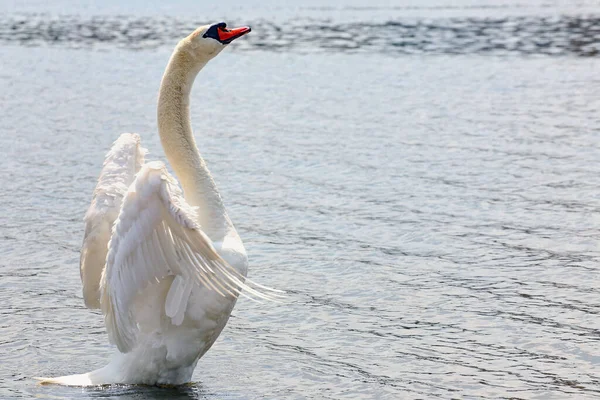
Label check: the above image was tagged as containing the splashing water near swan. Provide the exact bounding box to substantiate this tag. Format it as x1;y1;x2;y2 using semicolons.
37;22;282;386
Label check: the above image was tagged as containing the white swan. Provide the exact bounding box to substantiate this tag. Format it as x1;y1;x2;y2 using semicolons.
39;22;278;386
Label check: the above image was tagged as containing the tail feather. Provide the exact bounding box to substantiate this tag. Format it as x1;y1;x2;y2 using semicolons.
35;366;110;386
35;374;94;386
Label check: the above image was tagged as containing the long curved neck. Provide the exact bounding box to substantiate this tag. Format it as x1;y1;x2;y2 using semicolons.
157;46;231;240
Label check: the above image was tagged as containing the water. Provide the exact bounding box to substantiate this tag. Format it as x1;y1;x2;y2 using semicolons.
3;12;600;56
2;0;600;399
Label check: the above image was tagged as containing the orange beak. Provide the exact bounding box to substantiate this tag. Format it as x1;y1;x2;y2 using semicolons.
217;26;251;44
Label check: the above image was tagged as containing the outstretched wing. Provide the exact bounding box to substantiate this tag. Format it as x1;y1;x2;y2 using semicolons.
100;161;272;353
80;133;146;309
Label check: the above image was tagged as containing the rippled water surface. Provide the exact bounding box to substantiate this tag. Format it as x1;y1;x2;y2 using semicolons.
2;0;600;399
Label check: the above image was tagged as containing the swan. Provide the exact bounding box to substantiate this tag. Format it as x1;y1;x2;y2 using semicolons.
38;22;278;386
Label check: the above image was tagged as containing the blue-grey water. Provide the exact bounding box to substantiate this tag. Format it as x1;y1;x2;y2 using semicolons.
2;0;600;399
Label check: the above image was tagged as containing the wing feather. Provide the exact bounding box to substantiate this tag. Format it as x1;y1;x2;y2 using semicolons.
80;133;146;309
100;161;278;353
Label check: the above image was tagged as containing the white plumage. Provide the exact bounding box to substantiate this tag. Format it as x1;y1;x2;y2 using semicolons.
38;22;280;386
80;133;145;310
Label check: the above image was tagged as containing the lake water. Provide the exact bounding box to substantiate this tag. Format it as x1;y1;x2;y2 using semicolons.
2;0;600;399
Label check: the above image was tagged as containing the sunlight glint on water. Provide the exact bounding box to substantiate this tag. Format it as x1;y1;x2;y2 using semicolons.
1;0;600;399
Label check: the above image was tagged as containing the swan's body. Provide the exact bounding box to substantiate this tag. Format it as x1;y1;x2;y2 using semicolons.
39;23;273;386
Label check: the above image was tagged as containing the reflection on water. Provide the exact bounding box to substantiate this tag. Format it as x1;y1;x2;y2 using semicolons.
32;382;212;400
2;14;600;56
82;383;208;400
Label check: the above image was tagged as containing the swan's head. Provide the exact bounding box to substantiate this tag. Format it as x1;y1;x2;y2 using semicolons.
181;22;251;59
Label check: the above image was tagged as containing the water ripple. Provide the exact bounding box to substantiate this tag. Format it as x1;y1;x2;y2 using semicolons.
2;14;600;56
2;18;600;398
